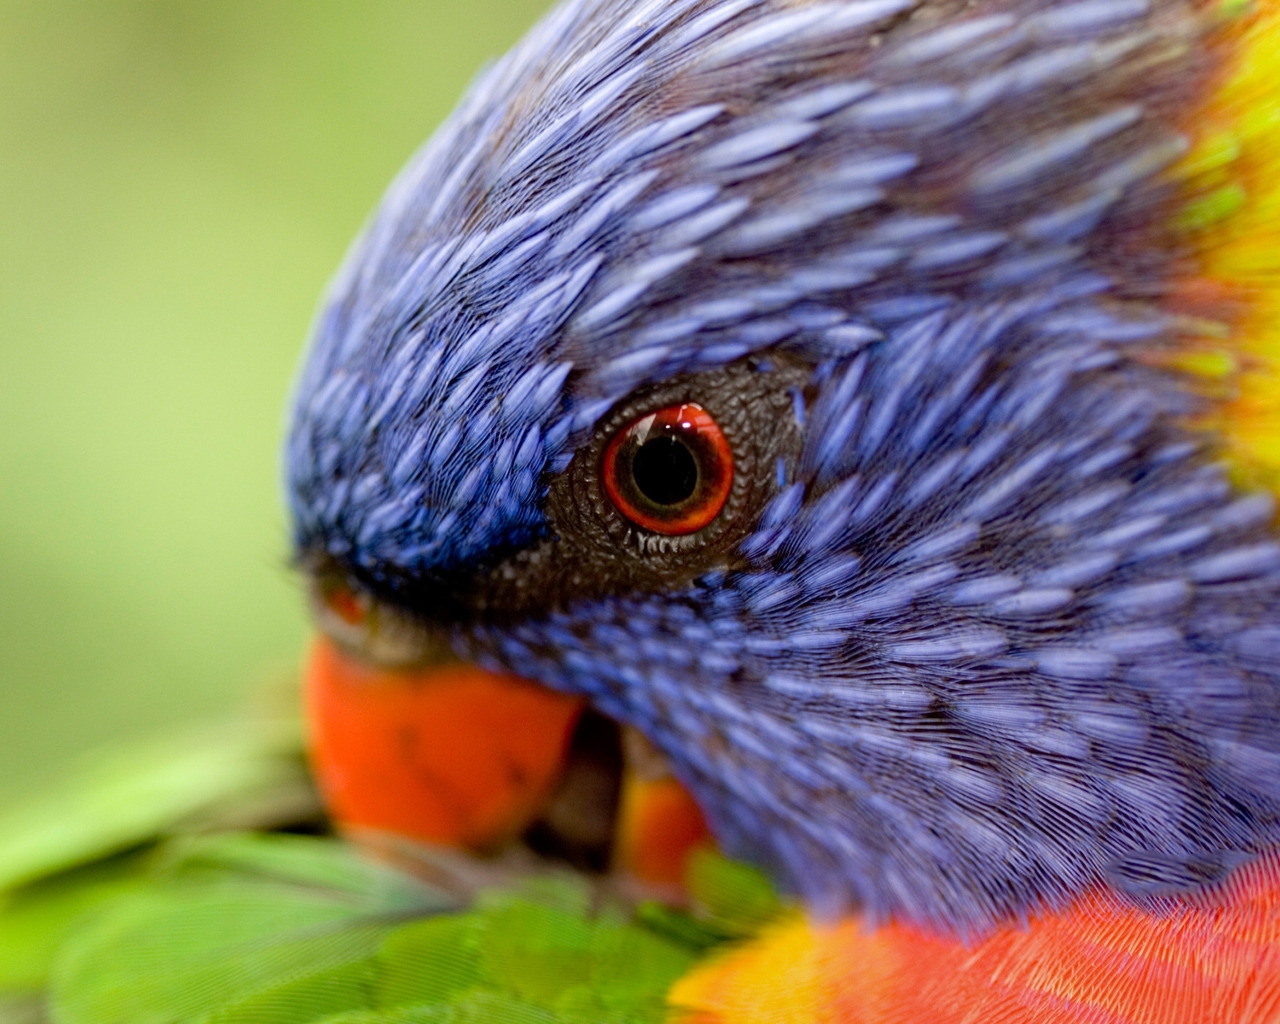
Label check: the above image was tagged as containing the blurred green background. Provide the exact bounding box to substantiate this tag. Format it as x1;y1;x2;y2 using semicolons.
0;0;548;804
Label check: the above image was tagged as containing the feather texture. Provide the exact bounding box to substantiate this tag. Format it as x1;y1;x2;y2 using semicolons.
671;851;1280;1024
286;0;1280;935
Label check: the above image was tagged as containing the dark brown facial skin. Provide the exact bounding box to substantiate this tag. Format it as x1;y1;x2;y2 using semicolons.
316;355;809;627
479;356;810;615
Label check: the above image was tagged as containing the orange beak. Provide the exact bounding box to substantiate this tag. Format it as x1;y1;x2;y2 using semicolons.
304;634;585;851
304;633;713;885
615;771;714;888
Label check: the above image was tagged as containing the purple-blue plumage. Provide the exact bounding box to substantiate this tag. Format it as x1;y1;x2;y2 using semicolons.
287;0;1280;935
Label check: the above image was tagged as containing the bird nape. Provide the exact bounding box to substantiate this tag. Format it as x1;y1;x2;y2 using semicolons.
286;0;1280;940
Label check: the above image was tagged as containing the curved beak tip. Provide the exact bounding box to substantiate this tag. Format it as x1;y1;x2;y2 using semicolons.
303;634;585;851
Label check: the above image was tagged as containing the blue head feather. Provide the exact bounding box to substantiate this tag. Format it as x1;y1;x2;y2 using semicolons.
288;0;1280;934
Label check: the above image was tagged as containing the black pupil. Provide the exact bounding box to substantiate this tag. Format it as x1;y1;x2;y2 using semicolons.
631;436;698;506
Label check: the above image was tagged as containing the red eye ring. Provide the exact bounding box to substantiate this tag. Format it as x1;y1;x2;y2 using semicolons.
601;403;733;535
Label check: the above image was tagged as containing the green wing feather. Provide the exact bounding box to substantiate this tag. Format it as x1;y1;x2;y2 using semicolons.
0;721;779;1024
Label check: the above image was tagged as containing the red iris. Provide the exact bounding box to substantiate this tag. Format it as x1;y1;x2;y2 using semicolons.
602;403;733;535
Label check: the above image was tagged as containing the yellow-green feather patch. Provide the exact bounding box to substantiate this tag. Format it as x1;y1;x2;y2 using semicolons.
1174;0;1280;494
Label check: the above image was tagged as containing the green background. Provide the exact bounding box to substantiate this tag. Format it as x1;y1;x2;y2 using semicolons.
0;1;547;803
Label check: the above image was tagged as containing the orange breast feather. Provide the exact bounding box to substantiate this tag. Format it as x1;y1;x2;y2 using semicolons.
670;853;1280;1024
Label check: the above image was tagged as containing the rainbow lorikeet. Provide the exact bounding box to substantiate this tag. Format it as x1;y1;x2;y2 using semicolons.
5;0;1280;1021
282;0;1280;1014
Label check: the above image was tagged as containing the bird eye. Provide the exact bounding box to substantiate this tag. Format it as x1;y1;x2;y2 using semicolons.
601;403;733;535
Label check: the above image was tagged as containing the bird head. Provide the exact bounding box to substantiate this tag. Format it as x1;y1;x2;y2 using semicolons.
286;0;1280;935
